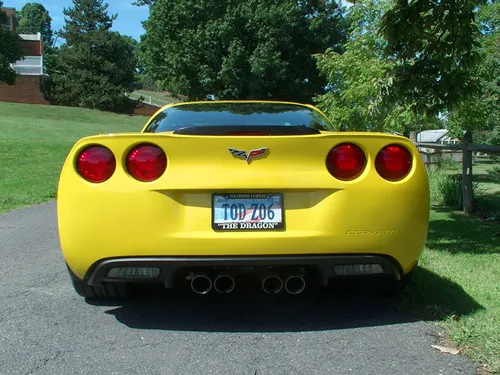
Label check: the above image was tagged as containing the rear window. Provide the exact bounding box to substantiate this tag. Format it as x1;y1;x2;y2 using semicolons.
143;102;332;133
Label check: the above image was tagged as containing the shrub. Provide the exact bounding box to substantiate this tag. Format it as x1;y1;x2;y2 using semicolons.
428;170;483;208
487;165;500;179
435;154;460;171
437;174;463;207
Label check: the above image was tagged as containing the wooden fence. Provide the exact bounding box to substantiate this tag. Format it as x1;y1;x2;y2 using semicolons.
413;130;500;214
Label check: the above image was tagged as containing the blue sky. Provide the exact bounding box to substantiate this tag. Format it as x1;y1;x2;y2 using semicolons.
6;0;149;40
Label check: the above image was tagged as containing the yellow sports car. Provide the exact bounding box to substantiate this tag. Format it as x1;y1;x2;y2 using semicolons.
57;100;429;299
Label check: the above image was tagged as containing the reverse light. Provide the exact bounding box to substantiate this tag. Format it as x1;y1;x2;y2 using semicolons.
334;264;384;276
326;143;366;181
107;267;160;279
76;146;116;183
375;144;412;181
126;144;167;182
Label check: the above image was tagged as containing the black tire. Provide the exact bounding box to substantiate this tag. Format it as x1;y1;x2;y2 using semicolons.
379;265;417;298
67;265;130;300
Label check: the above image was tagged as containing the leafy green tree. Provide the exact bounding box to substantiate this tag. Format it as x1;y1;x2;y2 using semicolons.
43;0;138;112
132;0;154;5
314;0;392;131
138;0;347;102
376;0;497;214
0;1;24;84
16;2;53;47
486;127;500;147
446;1;499;138
314;0;441;133
378;0;484;117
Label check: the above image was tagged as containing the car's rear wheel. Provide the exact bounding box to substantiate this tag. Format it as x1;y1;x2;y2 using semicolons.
67;265;130;300
379;265;417;298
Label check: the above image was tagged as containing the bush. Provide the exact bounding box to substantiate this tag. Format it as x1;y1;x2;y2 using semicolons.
430;172;463;207
428;170;483;208
487;165;500;179
434;153;461;171
438;174;464;207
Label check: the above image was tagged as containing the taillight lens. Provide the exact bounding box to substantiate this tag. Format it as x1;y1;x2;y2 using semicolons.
77;146;116;183
126;144;167;182
326;143;366;181
375;144;412;181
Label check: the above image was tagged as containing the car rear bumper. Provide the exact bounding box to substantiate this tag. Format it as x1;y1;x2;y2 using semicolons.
58;187;429;280
82;254;405;288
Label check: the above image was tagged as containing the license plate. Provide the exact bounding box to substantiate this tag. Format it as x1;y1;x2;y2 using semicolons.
212;193;284;231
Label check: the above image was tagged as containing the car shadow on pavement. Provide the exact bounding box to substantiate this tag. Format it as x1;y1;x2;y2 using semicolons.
87;267;483;333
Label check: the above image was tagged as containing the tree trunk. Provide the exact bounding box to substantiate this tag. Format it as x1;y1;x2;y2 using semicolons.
462;130;473;213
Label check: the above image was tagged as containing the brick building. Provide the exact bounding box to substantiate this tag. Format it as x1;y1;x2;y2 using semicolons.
0;6;48;105
2;6;15;31
1;6;158;115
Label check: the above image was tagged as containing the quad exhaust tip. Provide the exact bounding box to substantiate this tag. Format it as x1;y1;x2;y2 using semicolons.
284;275;306;295
190;273;235;294
190;271;305;295
191;274;212;295
262;274;306;295
214;274;235;294
262;275;284;294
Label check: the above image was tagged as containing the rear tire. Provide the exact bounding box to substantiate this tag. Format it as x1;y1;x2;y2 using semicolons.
67;265;130;300
379;265;417;298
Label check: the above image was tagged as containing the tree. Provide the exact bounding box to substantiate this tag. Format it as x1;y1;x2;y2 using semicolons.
43;0;138;112
0;1;25;84
377;0;484;118
132;0;154;5
314;0;393;131
446;1;499;137
377;0;497;214
313;0;441;133
418;1;499;143
16;2;53;47
138;0;347;102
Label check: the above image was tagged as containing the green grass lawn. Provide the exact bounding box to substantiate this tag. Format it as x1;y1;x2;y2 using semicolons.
0;102;147;213
1;101;499;371
129;89;181;107
401;159;500;373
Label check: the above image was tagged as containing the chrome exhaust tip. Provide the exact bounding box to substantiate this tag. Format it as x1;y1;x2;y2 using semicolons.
191;274;212;294
262;275;283;294
284;275;306;295
214;274;235;294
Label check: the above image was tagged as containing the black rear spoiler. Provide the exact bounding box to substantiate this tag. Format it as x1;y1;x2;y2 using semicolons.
172;125;322;136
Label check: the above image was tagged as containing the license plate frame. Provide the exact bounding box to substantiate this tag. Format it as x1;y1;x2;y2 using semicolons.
211;193;285;231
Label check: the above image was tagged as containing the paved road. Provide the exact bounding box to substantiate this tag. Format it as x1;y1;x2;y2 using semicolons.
0;202;477;375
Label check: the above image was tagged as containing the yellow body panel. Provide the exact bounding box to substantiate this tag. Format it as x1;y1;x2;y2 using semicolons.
57;101;429;281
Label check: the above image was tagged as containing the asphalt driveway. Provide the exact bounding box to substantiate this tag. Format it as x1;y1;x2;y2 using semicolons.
0;202;477;375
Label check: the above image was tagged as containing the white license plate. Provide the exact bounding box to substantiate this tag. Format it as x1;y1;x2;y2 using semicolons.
212;193;284;231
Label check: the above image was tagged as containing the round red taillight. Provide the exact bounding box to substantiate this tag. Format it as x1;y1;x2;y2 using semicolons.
126;144;167;182
326;143;366;181
375;144;412;181
76;146;116;183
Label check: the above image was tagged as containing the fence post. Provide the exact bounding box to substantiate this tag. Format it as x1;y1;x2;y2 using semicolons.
462;130;473;213
409;131;417;142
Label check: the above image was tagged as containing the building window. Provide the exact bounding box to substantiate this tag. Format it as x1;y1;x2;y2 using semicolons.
3;16;11;30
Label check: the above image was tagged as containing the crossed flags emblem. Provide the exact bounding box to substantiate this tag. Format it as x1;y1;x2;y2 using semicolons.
228;147;269;164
